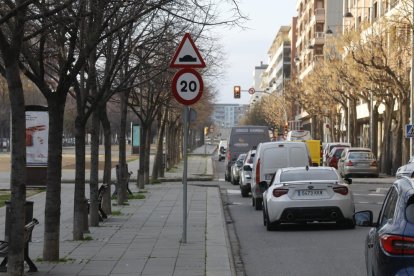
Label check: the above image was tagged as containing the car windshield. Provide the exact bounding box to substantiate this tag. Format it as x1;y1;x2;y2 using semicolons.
332;149;344;158
348;152;373;159
280;170;339;182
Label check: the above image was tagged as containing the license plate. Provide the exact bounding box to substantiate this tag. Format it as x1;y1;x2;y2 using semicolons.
298;190;323;196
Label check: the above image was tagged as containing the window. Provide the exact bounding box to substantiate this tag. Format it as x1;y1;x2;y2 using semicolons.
379;187;399;227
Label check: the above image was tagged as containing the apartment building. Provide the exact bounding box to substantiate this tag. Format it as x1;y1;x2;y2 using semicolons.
294;0;343;132
260;25;292;97
249;61;268;105
211;104;249;129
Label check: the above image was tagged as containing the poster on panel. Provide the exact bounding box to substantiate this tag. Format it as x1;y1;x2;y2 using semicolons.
26;110;49;166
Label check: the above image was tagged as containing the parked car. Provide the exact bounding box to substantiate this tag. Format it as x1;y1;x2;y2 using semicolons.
251;141;311;210
230;153;247;185
239;149;256;197
337;147;379;178
261;166;354;231
323;142;351;166
354;176;414;276
326;147;347;169
225;126;270;182
396;156;414;178
218;140;227;161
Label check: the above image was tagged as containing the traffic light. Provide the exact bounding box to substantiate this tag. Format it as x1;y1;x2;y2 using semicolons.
233;86;241;99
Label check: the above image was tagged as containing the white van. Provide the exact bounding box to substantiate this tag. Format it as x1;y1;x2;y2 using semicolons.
251;141;311;210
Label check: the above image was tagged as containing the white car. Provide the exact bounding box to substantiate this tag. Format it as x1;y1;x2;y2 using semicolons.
396;156;414;178
261;166;355;231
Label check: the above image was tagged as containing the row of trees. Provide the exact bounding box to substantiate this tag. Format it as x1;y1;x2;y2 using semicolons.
0;1;244;274
242;2;413;176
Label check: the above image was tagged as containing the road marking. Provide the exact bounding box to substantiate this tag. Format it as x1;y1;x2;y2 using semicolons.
356;201;384;205
227;189;241;194
353;193;386;196
219;178;225;181
376;188;389;193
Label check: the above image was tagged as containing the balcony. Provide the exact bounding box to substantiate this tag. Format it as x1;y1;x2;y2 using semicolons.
315;8;325;22
310;32;325;45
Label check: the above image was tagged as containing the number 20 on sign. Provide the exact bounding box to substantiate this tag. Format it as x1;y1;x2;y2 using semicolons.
171;68;204;106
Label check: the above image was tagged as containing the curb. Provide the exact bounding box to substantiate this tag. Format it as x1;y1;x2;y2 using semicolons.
60;175;214;184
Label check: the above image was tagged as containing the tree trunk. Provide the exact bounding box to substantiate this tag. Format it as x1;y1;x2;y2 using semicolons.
380;102;394;174
401;98;410;164
118;91;128;204
99;105;112;215
372;104;379;158
144;126;151;184
43;96;65;261
349;99;358;146
89;110;100;226
158;111;167;178
138;125;147;189
5;59;27;275
73;117;87;240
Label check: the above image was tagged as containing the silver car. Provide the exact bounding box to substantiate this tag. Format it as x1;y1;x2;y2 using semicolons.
261;166;354;231
230;153;246;185
337;147;379;178
396;156;414;178
239;149;256;197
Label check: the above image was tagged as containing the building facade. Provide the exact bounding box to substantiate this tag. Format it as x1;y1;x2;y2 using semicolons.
211;104;249;129
250;61;268;105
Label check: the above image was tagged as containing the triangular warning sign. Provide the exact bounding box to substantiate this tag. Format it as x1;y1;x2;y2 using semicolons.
170;33;206;68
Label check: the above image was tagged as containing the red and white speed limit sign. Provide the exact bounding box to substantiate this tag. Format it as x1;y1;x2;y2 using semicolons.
248;87;255;95
171;68;203;105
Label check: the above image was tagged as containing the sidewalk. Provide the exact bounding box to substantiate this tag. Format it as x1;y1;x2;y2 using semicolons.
0;145;234;276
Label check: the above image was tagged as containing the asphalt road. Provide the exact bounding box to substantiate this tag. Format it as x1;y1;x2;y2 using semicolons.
213;155;390;276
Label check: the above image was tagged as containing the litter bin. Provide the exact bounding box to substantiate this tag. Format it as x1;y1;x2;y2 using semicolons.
4;201;34;241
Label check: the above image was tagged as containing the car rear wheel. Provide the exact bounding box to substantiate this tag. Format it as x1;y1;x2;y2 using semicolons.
240;186;249;197
254;198;262;211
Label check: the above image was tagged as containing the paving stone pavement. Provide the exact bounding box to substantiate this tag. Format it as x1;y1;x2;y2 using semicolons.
0;145;233;276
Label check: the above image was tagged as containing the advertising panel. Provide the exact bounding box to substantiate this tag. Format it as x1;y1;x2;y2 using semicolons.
26;110;49;166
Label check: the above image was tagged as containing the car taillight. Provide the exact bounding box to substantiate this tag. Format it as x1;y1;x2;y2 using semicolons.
333;186;348;196
272;188;288;197
380;234;414;255
371;160;377;166
255;158;260;185
345;160;353;166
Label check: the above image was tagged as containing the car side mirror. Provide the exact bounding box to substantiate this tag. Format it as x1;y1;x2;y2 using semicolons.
243;165;252;171
354;210;374;227
344;177;352;184
259;181;268;192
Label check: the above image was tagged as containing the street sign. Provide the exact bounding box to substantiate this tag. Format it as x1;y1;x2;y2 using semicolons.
170;33;206;68
248;87;255;95
406;124;414;138
171;68;203;105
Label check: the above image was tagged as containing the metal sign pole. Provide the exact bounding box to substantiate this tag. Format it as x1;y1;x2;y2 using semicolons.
182;106;188;243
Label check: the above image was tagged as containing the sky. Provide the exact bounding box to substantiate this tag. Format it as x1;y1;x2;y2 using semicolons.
215;1;297;104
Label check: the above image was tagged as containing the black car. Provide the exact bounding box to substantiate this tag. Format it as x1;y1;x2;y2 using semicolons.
354;176;414;276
